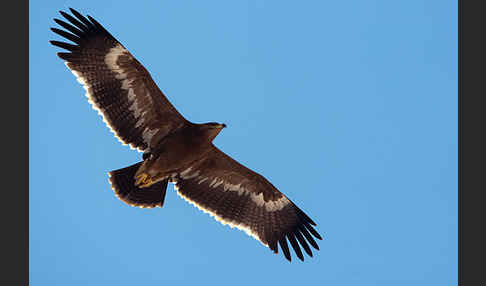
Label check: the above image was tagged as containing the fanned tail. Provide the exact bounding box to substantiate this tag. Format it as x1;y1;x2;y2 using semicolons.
108;162;168;208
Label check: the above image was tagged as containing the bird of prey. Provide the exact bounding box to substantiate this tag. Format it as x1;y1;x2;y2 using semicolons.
50;8;322;262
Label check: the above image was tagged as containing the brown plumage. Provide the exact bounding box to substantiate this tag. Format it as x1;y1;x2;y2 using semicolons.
51;8;322;262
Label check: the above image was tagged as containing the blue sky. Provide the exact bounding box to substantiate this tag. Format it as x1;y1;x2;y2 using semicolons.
30;1;457;285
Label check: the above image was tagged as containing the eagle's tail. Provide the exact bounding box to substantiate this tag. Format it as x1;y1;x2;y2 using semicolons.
108;162;168;208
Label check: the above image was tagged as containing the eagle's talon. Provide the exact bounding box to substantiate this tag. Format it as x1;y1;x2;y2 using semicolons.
134;173;153;187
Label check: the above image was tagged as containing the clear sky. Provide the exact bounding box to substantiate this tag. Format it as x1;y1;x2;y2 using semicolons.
30;1;457;285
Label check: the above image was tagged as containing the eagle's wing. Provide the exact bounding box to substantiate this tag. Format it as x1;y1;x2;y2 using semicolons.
173;145;322;262
50;8;188;152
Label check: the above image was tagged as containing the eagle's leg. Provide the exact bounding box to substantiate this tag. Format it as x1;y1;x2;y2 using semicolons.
134;173;154;188
134;159;157;188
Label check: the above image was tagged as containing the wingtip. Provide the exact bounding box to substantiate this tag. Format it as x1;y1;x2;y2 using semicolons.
53;18;64;26
57;52;70;61
279;238;292;262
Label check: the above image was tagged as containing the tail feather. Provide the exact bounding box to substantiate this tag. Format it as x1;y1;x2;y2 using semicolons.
108;162;168;208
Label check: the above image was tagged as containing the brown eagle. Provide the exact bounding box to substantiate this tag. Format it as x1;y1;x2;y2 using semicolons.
50;8;322;262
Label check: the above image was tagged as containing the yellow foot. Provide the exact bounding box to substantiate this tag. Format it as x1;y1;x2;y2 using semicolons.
134;173;154;188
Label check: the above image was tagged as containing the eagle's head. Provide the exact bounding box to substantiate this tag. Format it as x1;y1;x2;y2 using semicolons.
201;122;226;141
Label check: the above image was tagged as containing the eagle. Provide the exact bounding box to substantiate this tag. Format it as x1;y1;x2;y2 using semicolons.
50;8;322;262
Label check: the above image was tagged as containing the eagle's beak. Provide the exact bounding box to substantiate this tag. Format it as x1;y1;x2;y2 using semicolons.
221;123;227;128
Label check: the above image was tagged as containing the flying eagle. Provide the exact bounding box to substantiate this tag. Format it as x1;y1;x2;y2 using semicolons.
50;8;322;262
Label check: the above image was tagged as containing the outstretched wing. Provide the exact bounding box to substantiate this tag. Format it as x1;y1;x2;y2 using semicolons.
173;146;322;262
50;8;188;152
